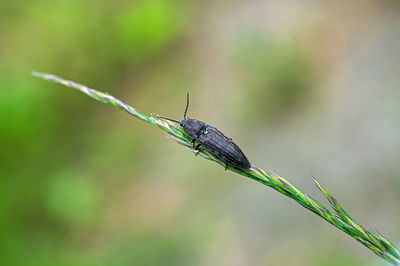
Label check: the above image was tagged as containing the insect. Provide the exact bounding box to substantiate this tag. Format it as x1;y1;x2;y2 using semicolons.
158;93;251;170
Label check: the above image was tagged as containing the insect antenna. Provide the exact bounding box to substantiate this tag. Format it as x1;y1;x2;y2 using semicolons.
156;115;180;124
184;92;189;118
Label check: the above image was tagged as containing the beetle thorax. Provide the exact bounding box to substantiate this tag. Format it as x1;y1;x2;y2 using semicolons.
181;118;207;139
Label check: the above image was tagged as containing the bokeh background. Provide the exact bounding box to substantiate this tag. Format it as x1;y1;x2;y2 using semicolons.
1;0;400;265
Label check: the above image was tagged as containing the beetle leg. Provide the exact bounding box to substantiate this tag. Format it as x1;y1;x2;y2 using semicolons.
225;164;228;170
194;143;202;156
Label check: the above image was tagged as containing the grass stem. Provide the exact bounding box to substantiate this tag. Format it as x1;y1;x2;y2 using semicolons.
32;71;400;265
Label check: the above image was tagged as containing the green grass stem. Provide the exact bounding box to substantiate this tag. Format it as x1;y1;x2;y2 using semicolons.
32;71;400;265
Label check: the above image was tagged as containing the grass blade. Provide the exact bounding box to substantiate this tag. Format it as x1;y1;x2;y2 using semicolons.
32;72;400;265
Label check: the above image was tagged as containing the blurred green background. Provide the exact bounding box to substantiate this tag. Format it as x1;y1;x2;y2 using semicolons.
1;1;400;265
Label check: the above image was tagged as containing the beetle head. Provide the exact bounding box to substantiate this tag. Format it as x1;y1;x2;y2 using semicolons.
179;117;188;127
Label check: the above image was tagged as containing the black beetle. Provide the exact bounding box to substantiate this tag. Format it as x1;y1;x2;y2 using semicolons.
158;93;251;170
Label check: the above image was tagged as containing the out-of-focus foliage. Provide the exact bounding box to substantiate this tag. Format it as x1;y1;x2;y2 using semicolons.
1;0;400;265
235;33;316;121
0;1;196;265
45;170;101;225
114;0;192;62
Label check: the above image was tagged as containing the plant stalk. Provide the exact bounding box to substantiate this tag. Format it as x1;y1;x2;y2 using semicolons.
32;72;400;265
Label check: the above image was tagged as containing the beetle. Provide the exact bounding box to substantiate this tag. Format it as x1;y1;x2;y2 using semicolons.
158;93;251;170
